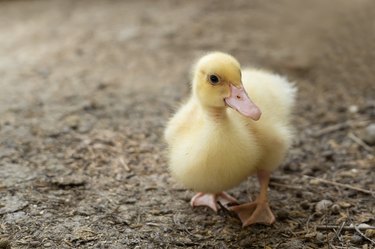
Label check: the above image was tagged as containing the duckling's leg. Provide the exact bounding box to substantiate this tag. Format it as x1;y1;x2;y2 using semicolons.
229;170;275;226
190;192;238;212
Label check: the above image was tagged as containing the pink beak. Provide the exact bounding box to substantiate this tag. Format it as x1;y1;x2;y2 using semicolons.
224;84;261;120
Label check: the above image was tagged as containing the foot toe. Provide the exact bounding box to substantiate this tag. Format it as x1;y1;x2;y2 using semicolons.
229;202;275;226
190;193;219;212
217;192;238;206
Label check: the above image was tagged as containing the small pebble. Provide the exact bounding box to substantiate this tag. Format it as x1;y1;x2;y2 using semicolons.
309;179;321;185
365;228;375;238
362;123;375;145
331;204;340;214
337;201;351;208
315;199;333;213
316;232;325;242
348;105;358;113
64;115;80;130
350;234;363;244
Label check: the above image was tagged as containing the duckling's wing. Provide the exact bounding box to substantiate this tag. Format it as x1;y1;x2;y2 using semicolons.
242;69;297;122
164;98;198;144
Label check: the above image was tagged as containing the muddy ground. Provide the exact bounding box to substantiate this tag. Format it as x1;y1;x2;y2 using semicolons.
0;0;374;248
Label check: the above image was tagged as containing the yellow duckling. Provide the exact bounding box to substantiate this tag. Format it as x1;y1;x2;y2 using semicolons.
164;52;296;226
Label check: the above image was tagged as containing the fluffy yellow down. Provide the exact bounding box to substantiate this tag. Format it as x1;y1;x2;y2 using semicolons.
165;54;296;194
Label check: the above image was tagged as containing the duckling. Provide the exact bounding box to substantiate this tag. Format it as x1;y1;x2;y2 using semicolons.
164;52;296;226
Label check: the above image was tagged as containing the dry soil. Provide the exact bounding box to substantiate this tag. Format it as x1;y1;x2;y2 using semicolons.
0;0;374;248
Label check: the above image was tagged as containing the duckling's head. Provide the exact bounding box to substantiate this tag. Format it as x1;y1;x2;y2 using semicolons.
192;52;261;120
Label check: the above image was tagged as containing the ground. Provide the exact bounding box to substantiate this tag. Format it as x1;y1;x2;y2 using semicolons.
0;0;374;248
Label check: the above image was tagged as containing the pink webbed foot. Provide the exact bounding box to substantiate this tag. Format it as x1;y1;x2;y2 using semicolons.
229;201;275;227
190;192;238;212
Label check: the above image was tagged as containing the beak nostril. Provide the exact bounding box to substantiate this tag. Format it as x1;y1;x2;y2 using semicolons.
236;95;241;100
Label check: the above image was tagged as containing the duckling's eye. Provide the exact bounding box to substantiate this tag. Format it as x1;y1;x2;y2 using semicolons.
208;74;220;85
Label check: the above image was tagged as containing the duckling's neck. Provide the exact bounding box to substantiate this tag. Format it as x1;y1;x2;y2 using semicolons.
200;105;228;121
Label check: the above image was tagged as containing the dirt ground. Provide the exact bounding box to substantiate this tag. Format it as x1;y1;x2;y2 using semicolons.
0;0;374;248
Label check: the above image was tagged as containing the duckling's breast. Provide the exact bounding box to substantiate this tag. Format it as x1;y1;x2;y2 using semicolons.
169;119;260;193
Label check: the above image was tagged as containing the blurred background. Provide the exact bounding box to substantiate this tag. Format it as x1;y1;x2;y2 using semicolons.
0;0;374;248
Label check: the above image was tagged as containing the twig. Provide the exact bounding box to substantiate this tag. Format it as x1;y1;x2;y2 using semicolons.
304;175;375;195
316;225;375;231
269;182;304;190
326;221;345;245
146;222;161;227
305;214;314;234
354;225;375;245
118;156;131;172
348;132;373;152
332;221;345;243
313;120;369;137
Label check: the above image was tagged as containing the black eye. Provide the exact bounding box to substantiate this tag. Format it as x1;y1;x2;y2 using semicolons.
209;74;220;84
